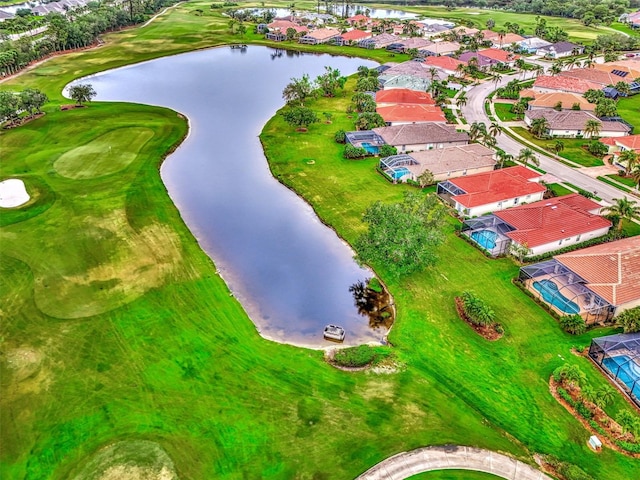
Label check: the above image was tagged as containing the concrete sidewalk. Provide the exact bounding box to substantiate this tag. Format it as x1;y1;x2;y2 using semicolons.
356;445;551;480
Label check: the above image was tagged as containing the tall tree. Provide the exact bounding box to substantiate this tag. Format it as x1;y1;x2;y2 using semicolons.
517;147;539;167
529;117;549;138
315;66;346;97
68;83;96;106
282;74;315;106
602;198;640;232
583;119;602;138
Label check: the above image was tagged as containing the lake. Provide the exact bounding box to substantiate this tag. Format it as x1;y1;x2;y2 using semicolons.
72;46;387;347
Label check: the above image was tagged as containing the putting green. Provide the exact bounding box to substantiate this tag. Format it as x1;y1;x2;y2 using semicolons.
54;127;154;179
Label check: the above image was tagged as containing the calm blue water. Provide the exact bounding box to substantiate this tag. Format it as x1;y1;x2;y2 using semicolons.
602;355;640;391
362;142;379;154
533;279;580;315
470;229;497;250
391;167;410;180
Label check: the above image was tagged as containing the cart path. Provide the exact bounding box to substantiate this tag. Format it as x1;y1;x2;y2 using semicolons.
356;445;552;480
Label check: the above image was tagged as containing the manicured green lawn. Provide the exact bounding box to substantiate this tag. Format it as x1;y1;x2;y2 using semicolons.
408;470;502;480
511;127;604;167
597;176;633;194
493;102;521;122
1;3;639;480
546;183;574;196
617;93;640;131
605;174;639;188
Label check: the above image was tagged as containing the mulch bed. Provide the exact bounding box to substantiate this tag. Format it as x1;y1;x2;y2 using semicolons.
454;297;502;341
2;113;45;129
549;378;640;458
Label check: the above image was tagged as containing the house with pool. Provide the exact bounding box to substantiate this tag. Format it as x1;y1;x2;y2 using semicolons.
462;194;611;257
589;332;640;408
437;166;546;218
379;143;496;183
519;236;640;324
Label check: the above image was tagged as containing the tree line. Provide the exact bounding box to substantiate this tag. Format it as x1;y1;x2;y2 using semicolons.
0;0;180;77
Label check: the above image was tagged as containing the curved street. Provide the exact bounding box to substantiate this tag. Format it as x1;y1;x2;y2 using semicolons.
461;72;633;206
355;445;552;480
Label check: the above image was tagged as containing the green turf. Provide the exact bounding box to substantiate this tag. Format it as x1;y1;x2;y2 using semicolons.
605;174;639;188
617;93;640;132
493;102;521;122
597;176;633;194
1;3;640;480
511;127;604;167
546;183;574;196
408;470;502;480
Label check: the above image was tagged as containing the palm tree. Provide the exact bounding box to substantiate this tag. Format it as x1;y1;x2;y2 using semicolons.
496;149;513;169
630;164;640;189
511;100;527;119
455;91;467;108
455;63;466;79
469;121;487;143
602;198;640;232
618;150;639;175
615;81;631;97
517;148;539;167
549;63;562;76
583;119;601;138
593;385;616;409
530;117;549;138
492;73;502;88
489;122;501;138
553;140;564;155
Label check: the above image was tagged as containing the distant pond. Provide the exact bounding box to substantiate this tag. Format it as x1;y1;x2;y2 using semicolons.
71;46;391;347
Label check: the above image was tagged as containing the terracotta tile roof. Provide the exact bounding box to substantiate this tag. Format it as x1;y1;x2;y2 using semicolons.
347;14;370;23
375;89;436;106
555;236;640;306
525;92;595;111
525;109;630;133
373;123;469;146
303;28;341;41
339;29;371;41
533;75;602;94
377;104;446;123
599;137;617;146
423;55;467;70
421;41;461;54
495;195;610;248
560;68;635;86
408;144;496;176
451;26;479;35
593;62;640;80
493;33;525;45
614;134;640;150
267;20;303;31
449;166;546;208
481;29;500;40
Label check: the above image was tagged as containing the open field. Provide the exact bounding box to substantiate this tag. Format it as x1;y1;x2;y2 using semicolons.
2;3;640;479
511;127;605;167
493;102;521;122
409;471;502;480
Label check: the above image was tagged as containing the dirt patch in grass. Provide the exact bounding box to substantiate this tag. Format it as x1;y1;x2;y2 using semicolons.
454;297;503;341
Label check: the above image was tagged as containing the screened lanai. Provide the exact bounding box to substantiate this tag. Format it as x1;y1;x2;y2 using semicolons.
437;180;466;206
519;259;615;324
461;215;515;257
379;154;418;182
345;131;385;154
589;333;640;407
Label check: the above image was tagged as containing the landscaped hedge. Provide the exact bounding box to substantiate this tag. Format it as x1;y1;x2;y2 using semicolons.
332;345;391;368
522;233;623;263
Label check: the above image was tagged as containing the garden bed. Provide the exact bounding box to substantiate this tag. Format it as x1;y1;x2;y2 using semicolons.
454;296;503;341
2;112;45;129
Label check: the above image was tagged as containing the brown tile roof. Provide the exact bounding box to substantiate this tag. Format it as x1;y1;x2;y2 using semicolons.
525;109;630;133
408;144;496;176
377;104;447;123
555;236;640;306
375;89;436;106
481;29;500;40
373;123;469;146
449;166;546;208
533;75;603;94
524;92;594;111
560;68;636;86
495;194;610;248
493;33;525;45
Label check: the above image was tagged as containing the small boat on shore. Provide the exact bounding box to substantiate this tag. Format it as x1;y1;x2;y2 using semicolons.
323;324;345;342
230;44;248;49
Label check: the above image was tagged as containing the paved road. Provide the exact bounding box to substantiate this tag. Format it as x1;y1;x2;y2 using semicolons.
461;73;632;205
356;445;551;480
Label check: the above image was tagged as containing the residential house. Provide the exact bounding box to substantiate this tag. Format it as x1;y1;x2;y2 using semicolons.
599;134;640;169
265;20;306;41
517;37;552;53
459;48;519;70
520;90;595;112
335;29;372;46
559;68;637;90
375;89;436;107
392;37;433;53
419;41;461;57
491;33;525;49
359;33;399;49
536;41;584;59
346;14;371;28
451;26;479;37
379;143;496;183
417;23;453;39
379;75;432;92
298;28;341;45
373;123;469;153
0;11;14;21
520;236;640;322
437;166;546;217
532;75;604;95
376;104;447;125
524;109;631;138
480;30;500;42
422;55;467;76
378;60;445;90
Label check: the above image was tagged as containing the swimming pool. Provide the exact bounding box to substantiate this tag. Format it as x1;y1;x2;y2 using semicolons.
470;229;498;250
532;279;580;315
390;167;410;180
602;355;640;392
362;142;379;154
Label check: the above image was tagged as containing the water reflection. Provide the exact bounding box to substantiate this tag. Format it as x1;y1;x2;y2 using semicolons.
349;279;395;332
75;46;384;347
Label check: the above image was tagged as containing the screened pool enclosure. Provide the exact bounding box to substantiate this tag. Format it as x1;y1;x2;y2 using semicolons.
589;333;640;407
379;154;418;182
345;131;385;155
518;259;615;324
461;215;515;257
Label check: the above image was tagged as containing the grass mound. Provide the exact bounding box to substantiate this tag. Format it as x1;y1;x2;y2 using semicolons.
54;127;154;179
332;345;392;368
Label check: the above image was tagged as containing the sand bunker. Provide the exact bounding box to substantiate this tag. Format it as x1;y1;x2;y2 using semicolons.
0;178;30;208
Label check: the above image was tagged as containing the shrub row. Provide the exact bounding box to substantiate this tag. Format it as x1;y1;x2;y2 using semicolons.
332;345;391;368
522;233;622;263
617;440;640;453
557;387;592;420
